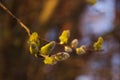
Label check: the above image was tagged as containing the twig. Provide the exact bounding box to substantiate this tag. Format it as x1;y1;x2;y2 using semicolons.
0;2;31;36
0;2;103;56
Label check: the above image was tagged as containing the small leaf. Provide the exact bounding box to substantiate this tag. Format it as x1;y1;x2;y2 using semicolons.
93;37;103;51
76;45;86;55
40;41;56;56
59;30;70;44
71;39;79;48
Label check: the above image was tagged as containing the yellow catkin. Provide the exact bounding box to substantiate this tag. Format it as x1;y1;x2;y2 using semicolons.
28;32;40;57
93;37;103;51
59;30;70;44
44;56;57;65
71;39;79;48
76;45;86;55
40;41;56;56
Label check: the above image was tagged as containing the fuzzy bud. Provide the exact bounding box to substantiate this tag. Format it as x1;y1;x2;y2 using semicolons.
76;45;86;55
71;39;79;48
93;37;103;51
64;46;72;53
44;56;57;65
54;52;70;61
40;41;56;56
59;30;70;44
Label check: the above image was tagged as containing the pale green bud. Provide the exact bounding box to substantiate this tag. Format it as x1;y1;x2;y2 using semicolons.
71;39;79;48
64;46;72;53
93;37;103;51
54;52;70;61
76;45;86;55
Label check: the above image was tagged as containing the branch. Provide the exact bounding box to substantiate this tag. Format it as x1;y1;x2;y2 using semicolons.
0;2;31;36
0;2;104;65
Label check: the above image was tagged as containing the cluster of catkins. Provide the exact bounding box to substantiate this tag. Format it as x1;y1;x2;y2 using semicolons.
28;30;103;65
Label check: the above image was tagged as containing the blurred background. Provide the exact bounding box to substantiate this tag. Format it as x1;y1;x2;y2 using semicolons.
0;0;120;80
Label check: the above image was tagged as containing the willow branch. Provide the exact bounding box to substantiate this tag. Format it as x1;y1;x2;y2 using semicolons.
0;2;31;36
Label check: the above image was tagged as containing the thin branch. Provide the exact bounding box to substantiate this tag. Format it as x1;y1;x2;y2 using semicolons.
0;2;31;36
0;2;103;56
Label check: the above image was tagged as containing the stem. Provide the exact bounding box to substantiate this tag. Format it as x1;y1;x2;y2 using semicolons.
0;2;31;36
0;3;101;55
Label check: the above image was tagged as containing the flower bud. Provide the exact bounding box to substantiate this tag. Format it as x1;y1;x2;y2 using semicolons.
29;42;39;57
93;37;103;51
59;30;70;44
64;46;72;53
54;52;70;61
71;39;79;48
40;41;56;56
29;32;39;42
44;56;57;65
76;45;86;55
